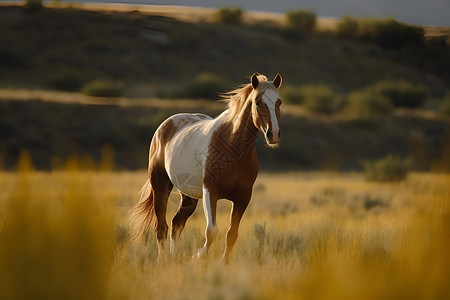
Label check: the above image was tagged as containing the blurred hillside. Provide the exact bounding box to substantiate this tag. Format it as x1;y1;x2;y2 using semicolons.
0;5;449;95
0;4;449;172
1;99;449;172
51;0;450;27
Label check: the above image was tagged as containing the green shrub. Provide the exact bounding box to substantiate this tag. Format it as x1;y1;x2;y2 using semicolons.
357;18;425;49
286;10;316;34
401;25;426;47
336;17;425;49
184;73;227;100
337;16;358;39
346;90;393;120
373;19;424;49
371;80;427;108
45;73;82;92
439;92;450;117
50;0;62;6
364;154;409;182
300;84;338;114
215;7;243;24
281;86;304;105
24;0;42;10
253;221;267;262
82;80;123;97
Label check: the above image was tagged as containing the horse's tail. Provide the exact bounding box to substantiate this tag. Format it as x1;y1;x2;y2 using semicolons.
128;179;154;243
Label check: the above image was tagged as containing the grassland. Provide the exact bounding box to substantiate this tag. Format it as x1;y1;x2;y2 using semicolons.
1;154;449;299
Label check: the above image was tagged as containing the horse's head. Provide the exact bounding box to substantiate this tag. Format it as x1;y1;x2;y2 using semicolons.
250;73;283;146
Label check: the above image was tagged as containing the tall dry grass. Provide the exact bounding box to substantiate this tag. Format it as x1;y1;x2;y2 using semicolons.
0;153;116;300
0;155;449;299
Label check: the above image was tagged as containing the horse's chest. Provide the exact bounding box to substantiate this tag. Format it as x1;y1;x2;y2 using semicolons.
204;146;259;199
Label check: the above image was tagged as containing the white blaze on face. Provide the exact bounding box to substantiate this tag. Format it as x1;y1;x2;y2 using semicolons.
261;89;280;143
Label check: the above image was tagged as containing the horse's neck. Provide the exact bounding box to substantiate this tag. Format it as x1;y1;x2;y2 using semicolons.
220;101;259;153
235;101;258;136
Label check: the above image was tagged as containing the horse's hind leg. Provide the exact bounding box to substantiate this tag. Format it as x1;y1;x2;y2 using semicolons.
170;195;199;253
151;171;173;261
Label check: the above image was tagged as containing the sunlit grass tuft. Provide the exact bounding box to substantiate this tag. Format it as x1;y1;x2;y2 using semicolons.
0;153;116;300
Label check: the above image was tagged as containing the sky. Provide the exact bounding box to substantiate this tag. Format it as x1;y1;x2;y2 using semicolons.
2;0;449;26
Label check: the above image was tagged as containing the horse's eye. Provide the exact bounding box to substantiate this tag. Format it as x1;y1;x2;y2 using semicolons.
255;102;261;107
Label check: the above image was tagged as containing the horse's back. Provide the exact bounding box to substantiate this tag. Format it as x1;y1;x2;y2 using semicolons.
151;113;212;147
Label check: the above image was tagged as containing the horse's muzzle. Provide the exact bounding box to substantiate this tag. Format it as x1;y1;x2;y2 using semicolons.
266;128;281;145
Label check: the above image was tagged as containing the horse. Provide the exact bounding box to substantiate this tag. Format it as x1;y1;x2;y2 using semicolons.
129;73;282;263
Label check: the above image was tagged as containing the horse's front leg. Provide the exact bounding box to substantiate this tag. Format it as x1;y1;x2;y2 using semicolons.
197;187;218;259
222;192;251;264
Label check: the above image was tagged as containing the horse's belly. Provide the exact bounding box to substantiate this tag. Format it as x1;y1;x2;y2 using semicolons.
169;169;203;199
165;130;208;199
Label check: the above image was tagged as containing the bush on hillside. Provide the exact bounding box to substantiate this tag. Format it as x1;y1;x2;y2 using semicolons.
346;90;393;120
286;10;316;34
364;154;409;182
215;7;243;24
337;16;358;39
371;80;427;108
82;80;123;97
372;19;424;49
439;92;450;117
358;18;425;49
184;73;227;100
281;86;304;105
300;84;339;114
24;0;42;10
336;17;425;49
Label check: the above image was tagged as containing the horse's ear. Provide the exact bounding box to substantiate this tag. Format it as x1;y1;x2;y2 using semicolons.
273;73;282;89
251;73;259;89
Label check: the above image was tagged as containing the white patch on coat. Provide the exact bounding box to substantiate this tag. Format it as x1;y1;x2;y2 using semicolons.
164;113;227;199
261;89;280;139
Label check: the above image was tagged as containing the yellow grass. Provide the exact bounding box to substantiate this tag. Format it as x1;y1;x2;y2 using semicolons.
0;155;449;299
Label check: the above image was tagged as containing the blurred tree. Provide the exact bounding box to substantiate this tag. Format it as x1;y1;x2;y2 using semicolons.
50;0;62;6
215;7;243;24
286;10;316;33
337;16;358;39
24;0;42;10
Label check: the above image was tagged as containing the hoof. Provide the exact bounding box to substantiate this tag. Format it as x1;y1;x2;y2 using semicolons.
196;248;207;259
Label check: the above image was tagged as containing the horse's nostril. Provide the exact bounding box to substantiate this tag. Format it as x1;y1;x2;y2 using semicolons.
266;129;273;140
